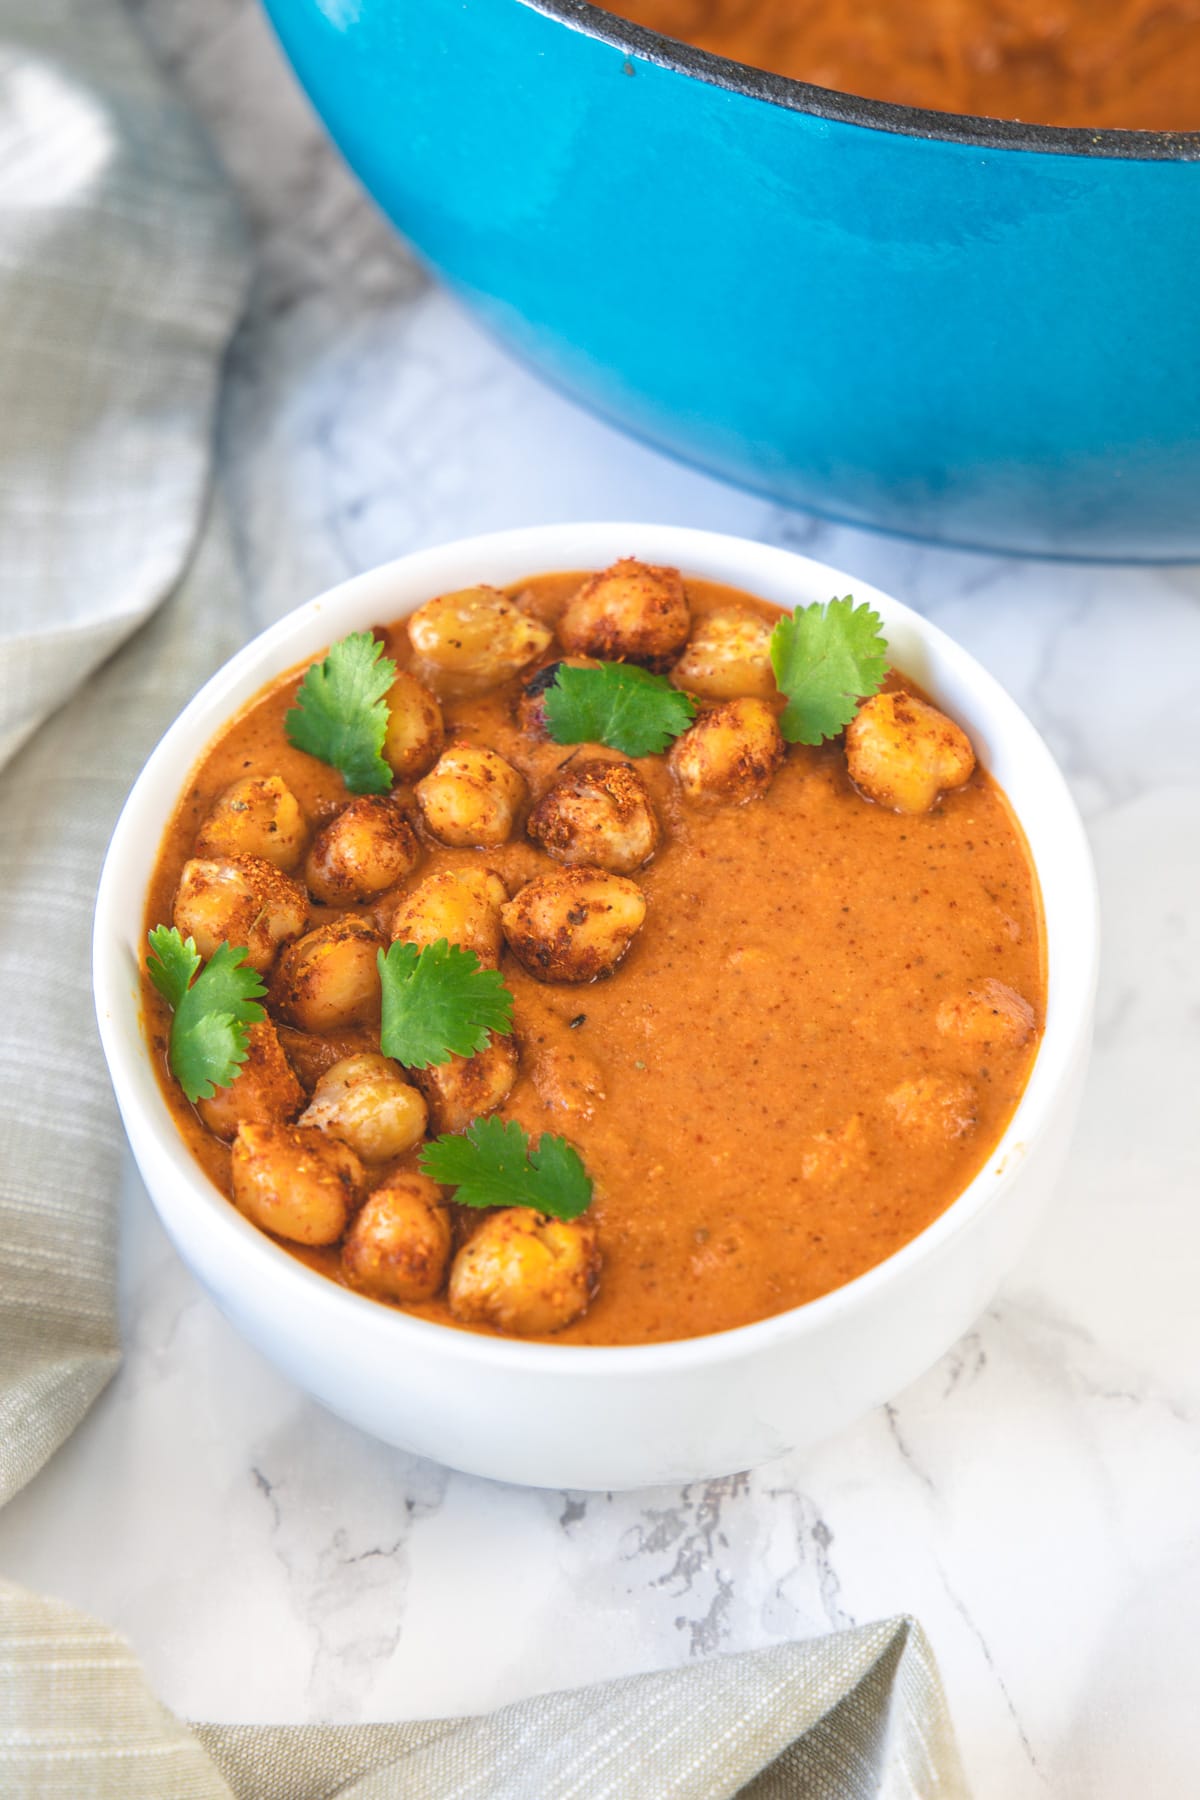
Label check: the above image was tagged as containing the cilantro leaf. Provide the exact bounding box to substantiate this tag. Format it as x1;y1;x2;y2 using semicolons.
284;630;396;794
543;662;697;757
146;926;266;1105
378;938;514;1069
420;1116;593;1220
769;597;889;746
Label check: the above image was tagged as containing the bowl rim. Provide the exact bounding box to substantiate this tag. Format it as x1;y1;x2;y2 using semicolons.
94;522;1099;1379
520;0;1200;162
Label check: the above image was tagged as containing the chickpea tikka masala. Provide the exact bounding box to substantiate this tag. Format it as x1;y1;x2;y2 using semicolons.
144;560;1045;1345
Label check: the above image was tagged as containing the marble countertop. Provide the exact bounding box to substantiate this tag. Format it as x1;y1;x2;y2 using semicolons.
3;2;1198;1793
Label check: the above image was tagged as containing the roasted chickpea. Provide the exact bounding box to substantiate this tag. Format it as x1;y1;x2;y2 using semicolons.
389;866;508;968
936;980;1036;1048
342;1174;452;1303
558;558;690;670
669;697;785;805
448;1209;600;1336
173;854;308;974
883;1075;978;1144
845;691;975;814
298;1052;428;1163
527;758;659;875
501;867;646;984
196;1018;305;1142
415;743;526;848
195;775;308;871
230;1121;365;1246
275;1025;379;1092
670;605;776;701
274;916;383;1032
383;670;444;780
408;585;552;695
411;1035;519;1135
304;796;419;905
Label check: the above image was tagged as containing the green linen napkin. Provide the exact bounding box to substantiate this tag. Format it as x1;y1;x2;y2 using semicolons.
0;3;969;1794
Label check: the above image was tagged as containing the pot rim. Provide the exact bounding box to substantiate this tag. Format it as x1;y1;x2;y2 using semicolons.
522;0;1200;161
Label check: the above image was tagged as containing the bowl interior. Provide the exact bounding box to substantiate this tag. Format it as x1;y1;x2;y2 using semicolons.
94;522;1099;1372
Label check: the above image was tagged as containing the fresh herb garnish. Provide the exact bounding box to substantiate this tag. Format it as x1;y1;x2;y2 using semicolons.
769;598;889;746
378;938;514;1069
543;661;697;757
146;926;266;1104
420;1116;593;1220
284;630;396;794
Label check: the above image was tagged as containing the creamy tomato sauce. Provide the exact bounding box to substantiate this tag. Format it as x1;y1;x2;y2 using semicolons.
603;0;1200;131
144;574;1045;1345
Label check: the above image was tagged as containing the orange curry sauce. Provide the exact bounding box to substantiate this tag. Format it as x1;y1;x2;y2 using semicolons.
143;574;1045;1345
603;0;1200;131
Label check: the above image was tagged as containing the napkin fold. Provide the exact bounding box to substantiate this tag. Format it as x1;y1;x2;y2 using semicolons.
0;4;969;1795
0;1576;966;1798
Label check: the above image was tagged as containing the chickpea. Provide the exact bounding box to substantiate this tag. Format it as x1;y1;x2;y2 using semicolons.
298;1052;428;1163
669;697;785;805
275;1024;379;1092
412;1035;519;1135
527;757;659;875
936;980;1036;1048
273;916;383;1032
558;558;690;670
408;585;552;695
448;1208;600;1336
196;1018;305;1142
883;1075;978;1144
415;743;526;848
383;670;444;780
670;605;776;701
195;775;308;871
173;854;308;974
390;866;508;969
342;1173;452;1303
845;691;975;814
230;1120;365;1246
529;1043;606;1122
501;867;646;984
304;796;419;905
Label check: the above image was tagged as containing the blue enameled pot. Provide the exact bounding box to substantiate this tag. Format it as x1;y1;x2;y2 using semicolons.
261;0;1200;558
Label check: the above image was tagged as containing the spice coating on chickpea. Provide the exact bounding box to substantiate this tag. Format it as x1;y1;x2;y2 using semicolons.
845;691;975;815
558;558;690;670
272;916;383;1033
196;1018;305;1142
670;605;776;701
173;854;308;974
195;775;308;872
342;1174;452;1303
382;670;444;780
415;743;526;848
669;697;786;806
230;1121;365;1246
448;1209;600;1336
304;796;420;906
501;866;647;984
408;585;552;694
389;866;508;968
527;757;659;875
298;1052;428;1163
411;1035;519;1135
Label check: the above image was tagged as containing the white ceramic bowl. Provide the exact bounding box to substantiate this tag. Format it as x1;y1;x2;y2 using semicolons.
94;524;1099;1491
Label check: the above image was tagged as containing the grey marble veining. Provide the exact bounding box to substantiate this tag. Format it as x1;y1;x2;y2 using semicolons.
2;2;1198;1794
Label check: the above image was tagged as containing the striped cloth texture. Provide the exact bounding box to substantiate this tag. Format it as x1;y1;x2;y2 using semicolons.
0;2;970;1794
